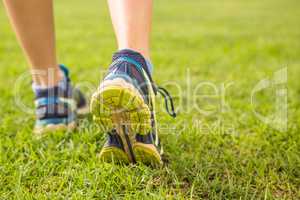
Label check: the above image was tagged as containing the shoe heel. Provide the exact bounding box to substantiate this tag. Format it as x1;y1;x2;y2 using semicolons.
98;146;130;164
90;78;151;134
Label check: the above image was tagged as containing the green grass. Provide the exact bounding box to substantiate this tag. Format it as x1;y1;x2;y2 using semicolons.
1;0;300;199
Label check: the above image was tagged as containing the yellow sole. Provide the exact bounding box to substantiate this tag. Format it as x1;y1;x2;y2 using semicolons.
133;142;163;166
91;78;162;166
98;146;130;164
90;78;151;134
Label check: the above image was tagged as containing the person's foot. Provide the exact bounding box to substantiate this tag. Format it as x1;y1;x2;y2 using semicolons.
91;49;176;166
97;129;130;164
33;64;87;136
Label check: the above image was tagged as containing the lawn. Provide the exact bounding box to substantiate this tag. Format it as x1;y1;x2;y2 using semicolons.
0;0;300;199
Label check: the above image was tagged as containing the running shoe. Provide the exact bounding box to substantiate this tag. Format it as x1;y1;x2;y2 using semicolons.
91;49;176;166
33;64;87;136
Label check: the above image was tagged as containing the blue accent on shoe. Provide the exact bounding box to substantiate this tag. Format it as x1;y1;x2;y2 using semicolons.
35;115;75;126
35;97;60;107
59;64;70;78
109;50;176;118
112;57;144;73
112;49;153;79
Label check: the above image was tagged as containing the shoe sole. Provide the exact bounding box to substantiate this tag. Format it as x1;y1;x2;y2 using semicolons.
33;121;76;138
98;146;130;164
90;78;162;166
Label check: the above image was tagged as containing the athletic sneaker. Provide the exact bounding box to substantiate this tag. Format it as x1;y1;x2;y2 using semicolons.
33;64;87;136
90;49;176;166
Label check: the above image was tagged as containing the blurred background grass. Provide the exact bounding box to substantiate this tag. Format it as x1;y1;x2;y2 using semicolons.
0;0;299;199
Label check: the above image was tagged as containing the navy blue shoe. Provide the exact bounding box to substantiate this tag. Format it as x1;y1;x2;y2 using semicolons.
33;65;87;136
91;49;176;166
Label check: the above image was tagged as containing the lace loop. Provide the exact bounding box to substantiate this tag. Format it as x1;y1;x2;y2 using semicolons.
156;86;177;118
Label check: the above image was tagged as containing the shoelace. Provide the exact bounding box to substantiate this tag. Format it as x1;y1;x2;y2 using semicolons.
111;56;177;118
156;86;177;118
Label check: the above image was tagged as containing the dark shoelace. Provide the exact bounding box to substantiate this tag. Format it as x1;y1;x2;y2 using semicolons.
156;86;177;118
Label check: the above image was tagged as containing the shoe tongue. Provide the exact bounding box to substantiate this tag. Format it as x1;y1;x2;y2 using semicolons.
112;49;151;75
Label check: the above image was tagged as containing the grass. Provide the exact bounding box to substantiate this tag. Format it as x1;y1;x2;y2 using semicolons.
0;0;300;199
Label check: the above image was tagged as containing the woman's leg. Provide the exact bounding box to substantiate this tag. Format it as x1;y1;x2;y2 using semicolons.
94;0;165;165
107;0;153;60
3;0;62;87
3;0;88;135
